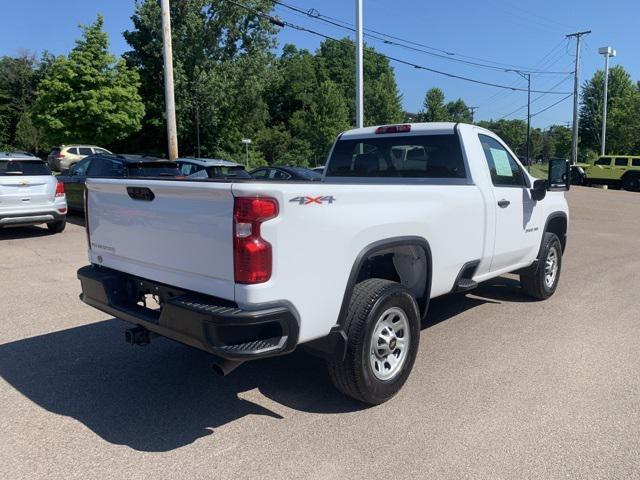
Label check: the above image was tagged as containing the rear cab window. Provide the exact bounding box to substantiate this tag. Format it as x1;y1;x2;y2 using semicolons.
326;133;467;179
0;160;51;176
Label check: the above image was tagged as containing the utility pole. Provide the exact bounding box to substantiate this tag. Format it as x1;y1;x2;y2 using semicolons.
355;0;364;128
598;46;616;156
468;106;478;122
566;30;591;164
160;0;178;160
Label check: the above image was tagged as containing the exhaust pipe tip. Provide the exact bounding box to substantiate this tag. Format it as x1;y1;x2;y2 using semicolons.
212;357;244;377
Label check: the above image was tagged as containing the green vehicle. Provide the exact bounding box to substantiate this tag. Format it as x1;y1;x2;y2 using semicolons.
582;156;640;192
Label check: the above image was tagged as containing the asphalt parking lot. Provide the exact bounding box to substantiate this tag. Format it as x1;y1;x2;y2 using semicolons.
1;186;639;480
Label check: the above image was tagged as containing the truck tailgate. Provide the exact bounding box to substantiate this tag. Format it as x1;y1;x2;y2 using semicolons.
86;179;236;300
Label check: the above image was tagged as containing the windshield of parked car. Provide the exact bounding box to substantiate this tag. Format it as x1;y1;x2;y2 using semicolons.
326;134;466;179
0;160;51;176
126;162;181;177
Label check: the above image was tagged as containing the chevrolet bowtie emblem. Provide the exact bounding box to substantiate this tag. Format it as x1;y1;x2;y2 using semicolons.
19;180;29;186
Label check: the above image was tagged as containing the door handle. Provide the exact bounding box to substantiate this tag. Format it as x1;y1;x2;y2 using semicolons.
497;199;510;208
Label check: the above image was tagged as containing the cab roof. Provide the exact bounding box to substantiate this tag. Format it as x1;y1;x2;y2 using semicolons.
340;122;462;139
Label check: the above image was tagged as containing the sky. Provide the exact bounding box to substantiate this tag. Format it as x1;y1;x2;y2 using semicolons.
2;0;638;128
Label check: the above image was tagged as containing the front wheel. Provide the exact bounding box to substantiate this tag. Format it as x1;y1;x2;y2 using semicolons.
520;232;562;299
327;278;421;405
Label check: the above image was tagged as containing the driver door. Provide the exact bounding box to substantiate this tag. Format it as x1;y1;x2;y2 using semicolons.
479;134;542;272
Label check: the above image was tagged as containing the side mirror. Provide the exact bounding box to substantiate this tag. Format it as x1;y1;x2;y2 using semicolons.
531;179;547;201
548;158;570;191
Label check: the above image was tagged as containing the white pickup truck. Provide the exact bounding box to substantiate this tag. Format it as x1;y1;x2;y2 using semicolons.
78;122;570;404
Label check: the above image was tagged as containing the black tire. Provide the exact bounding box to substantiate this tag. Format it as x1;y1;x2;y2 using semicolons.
622;174;640;192
47;219;66;233
327;278;421;405
520;232;562;300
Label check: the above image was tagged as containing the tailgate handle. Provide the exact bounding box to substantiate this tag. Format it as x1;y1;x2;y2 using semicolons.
127;187;155;202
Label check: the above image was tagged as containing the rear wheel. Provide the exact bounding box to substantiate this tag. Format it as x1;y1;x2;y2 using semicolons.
47;219;66;234
327;278;420;404
622;174;640;192
520;232;562;300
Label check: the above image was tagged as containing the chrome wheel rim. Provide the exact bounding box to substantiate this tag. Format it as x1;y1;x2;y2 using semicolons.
544;247;559;289
369;307;410;381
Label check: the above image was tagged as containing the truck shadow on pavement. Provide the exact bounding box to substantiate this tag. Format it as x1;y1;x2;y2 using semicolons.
0;277;530;452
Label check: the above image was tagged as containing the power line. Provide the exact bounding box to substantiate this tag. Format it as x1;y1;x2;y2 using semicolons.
273;0;571;75
531;94;574;117
221;0;573;95
495;73;573;119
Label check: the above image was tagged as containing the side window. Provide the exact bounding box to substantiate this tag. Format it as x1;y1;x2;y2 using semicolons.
87;159;125;177
78;147;93;156
272;169;291;180
614;157;628;166
67;147;78;155
251;169;269;179
632;159;640;167
478;134;527;187
179;163;195;176
72;158;91;176
595;157;611;166
94;148;109;154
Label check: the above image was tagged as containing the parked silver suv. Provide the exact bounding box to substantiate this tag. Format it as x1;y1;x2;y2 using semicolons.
47;145;112;171
0;153;67;233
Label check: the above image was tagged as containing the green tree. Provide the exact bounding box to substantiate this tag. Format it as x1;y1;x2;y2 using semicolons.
34;15;144;146
0;53;39;149
445;98;472;122
124;0;277;158
477;119;528;156
315;39;403;126
15;111;46;153
579;65;639;154
419;88;448;122
291;80;350;165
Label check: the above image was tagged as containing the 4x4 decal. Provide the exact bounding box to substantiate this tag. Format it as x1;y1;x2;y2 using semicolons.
289;195;336;205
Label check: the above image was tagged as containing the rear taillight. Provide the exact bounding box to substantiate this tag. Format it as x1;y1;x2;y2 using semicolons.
54;153;65;158
233;197;278;284
55;181;65;197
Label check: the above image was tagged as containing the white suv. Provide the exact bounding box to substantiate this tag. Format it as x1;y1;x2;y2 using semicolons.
47;145;112;172
0;153;67;233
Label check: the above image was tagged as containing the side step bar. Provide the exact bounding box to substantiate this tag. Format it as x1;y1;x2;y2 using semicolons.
452;260;480;293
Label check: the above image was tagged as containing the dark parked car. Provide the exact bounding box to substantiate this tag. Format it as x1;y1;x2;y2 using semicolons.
176;158;252;179
249;166;321;181
58;154;180;211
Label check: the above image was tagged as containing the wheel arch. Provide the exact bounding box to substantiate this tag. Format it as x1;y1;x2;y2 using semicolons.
337;236;433;324
544;212;568;253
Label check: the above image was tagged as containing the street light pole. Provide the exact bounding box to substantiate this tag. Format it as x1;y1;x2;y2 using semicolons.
598;46;616;157
241;139;252;166
160;0;178;160
525;72;531;167
507;70;532;168
355;0;364;128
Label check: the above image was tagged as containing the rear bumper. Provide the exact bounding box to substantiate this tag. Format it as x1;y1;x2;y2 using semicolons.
77;265;299;360
0;209;66;227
